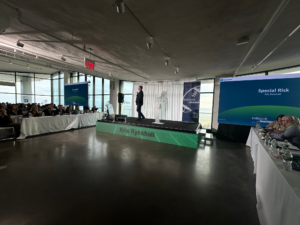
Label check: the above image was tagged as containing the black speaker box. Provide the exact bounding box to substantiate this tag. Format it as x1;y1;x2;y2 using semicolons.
118;93;124;103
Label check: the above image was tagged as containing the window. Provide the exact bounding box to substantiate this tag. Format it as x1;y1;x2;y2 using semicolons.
268;66;300;75
120;81;133;116
199;79;214;129
0;72;15;94
35;74;51;95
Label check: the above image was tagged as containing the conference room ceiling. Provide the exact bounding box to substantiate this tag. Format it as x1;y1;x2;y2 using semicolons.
1;0;300;81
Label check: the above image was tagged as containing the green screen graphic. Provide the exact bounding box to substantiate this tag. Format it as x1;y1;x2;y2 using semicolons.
96;122;199;148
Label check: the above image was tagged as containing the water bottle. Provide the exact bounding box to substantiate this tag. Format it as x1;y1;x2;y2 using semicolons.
42;112;45;117
125;117;127;123
69;111;71;115
28;112;32;118
264;134;269;146
283;150;293;171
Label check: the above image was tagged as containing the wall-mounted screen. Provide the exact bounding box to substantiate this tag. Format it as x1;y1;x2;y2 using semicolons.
218;74;300;127
65;82;88;106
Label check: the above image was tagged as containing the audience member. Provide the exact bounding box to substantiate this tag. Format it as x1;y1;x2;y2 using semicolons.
43;104;54;116
26;105;41;117
266;114;285;132
270;115;300;148
73;105;81;114
55;105;67;115
0;108;21;138
66;105;73;114
7;104;23;116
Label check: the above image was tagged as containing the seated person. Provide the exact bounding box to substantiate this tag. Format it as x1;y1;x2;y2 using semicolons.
91;106;98;113
43;104;54;116
83;106;90;113
73;105;81;114
7;104;23;116
66;105;73;114
266;114;285;132
270;115;300;148
0;108;21;138
25;105;41;117
55;105;68;115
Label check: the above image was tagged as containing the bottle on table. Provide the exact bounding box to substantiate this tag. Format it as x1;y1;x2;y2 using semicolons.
283;149;293;171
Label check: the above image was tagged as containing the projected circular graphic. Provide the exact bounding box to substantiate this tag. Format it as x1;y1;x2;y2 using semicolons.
182;86;200;113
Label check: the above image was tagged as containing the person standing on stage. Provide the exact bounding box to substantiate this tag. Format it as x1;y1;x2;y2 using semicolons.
136;86;145;120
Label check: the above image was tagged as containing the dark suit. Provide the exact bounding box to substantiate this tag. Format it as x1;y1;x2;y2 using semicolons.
0;115;20;137
55;109;66;115
43;109;53;116
136;90;145;119
7;109;22;116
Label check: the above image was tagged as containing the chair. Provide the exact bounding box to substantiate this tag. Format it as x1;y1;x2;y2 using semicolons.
0;127;15;141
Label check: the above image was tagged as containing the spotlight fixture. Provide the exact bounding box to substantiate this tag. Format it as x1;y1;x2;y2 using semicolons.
146;43;153;49
35;55;38;60
16;40;24;48
175;70;177;74
165;60;169;66
176;67;180;73
115;0;125;13
9;60;12;64
27;64;30;68
237;36;249;45
61;55;66;61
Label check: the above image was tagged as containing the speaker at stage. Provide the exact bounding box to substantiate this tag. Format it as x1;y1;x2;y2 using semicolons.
118;93;124;103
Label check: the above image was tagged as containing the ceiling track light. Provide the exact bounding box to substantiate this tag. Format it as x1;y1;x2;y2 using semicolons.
9;60;12;64
115;0;125;13
61;55;66;61
237;36;249;46
176;67;180;73
16;40;24;48
165;60;169;66
175;70;177;74
27;64;30;68
146;43;153;50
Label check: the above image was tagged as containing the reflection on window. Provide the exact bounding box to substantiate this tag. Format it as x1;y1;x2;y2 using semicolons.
79;73;85;82
123;82;133;94
104;95;110;110
87;75;94;95
89;95;93;107
60;96;65;106
200;79;214;92
122;95;132;116
268;67;300;75
16;74;34;94
95;95;102;112
95;77;102;94
0;73;15;93
104;79;110;94
0;93;16;103
199;93;213;128
36;95;51;105
17;94;34;103
53;96;59;106
35;74;51;95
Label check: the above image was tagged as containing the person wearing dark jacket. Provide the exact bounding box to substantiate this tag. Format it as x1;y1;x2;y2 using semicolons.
7;104;23;116
135;86;145;120
0;108;21;138
43;105;53;116
55;105;67;115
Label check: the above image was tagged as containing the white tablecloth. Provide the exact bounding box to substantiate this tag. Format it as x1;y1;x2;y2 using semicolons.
18;113;103;139
246;128;300;225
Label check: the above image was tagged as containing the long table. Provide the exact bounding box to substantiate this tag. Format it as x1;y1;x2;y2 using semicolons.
246;128;300;225
18;112;103;139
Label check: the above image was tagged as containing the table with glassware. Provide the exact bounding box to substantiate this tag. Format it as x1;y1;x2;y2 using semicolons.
17;112;104;139
246;127;300;225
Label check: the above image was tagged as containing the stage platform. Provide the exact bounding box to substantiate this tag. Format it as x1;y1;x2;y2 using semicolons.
96;118;202;148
